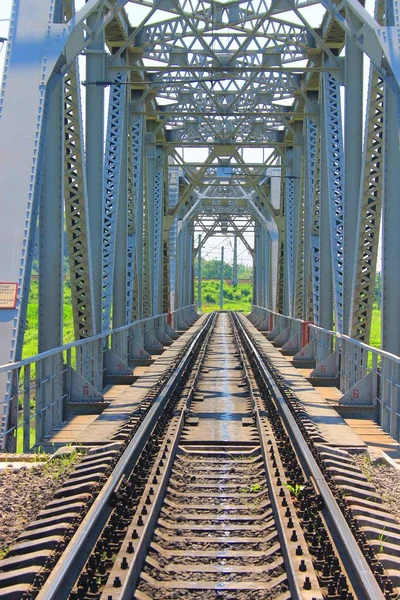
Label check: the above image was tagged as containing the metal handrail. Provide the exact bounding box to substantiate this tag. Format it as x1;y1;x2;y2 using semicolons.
0;305;197;374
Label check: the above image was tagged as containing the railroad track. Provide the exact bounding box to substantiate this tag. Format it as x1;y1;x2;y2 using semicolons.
0;312;398;599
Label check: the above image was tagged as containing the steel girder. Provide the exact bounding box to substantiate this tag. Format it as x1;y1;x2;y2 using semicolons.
284;160;295;317
350;0;384;342
322;70;345;334
131;103;145;321
102;71;127;331
64;56;96;340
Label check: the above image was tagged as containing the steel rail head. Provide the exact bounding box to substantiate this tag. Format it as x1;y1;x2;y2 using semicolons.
232;313;385;600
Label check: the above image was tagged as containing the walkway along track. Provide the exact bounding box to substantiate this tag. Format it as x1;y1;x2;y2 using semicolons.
0;313;397;599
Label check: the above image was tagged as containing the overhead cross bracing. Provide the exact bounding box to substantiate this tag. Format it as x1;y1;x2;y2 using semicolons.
1;0;400;449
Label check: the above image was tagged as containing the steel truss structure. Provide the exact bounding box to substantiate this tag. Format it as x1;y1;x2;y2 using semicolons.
1;0;400;442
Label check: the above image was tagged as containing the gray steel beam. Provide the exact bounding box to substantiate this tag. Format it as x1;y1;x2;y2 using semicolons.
292;122;303;316
319;99;334;331
343;32;363;335
113;86;129;328
131;95;145;320
85;10;105;334
39;73;64;353
381;83;400;355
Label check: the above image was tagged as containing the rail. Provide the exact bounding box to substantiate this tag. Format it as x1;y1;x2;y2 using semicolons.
0;305;198;452
249;305;400;442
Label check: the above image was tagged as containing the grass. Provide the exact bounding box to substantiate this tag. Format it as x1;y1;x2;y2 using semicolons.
370;307;381;349
195;280;253;313
22;280;75;360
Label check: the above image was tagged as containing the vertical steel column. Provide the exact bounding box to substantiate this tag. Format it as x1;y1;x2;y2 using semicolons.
294;151;305;320
233;235;238;286
292;121;303;316
310;117;321;326
197;234;202;311
145;125;165;316
85;10;105;335
39;73;64;352
350;0;385;343
343;32;363;335
113;79;129;328
153;149;165;315
382;83;400;355
176;220;186;309
168;166;180;311
322;69;345;333
131;94;145;320
304;117;317;321
101;70;127;331
284;151;294;316
187;222;194;306
145;122;157;315
220;246;224;310
254;222;261;306
259;227;267;308
265;231;271;309
64;0;95;341
126;123;136;323
319;97;334;331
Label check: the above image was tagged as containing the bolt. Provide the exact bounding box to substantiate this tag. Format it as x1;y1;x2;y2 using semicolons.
299;559;307;572
113;577;122;588
121;556;128;570
291;531;298;542
303;576;311;590
296;545;303;556
132;529;138;539
287;517;294;528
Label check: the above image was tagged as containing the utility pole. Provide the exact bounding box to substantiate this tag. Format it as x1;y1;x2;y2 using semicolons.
232;235;238;286
197;234;202;312
220;246;224;310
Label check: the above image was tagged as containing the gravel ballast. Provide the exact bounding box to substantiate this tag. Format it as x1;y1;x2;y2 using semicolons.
354;454;400;521
0;453;80;557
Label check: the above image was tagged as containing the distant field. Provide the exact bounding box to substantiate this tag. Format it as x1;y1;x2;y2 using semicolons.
194;280;253;313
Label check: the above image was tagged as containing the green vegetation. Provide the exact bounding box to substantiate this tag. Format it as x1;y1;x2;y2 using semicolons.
195;280;253;312
23;278;74;360
370;307;381;349
240;483;261;493
195;258;253;280
283;482;304;498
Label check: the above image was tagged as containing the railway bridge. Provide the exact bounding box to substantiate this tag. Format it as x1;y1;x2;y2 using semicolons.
0;0;398;450
2;2;400;597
